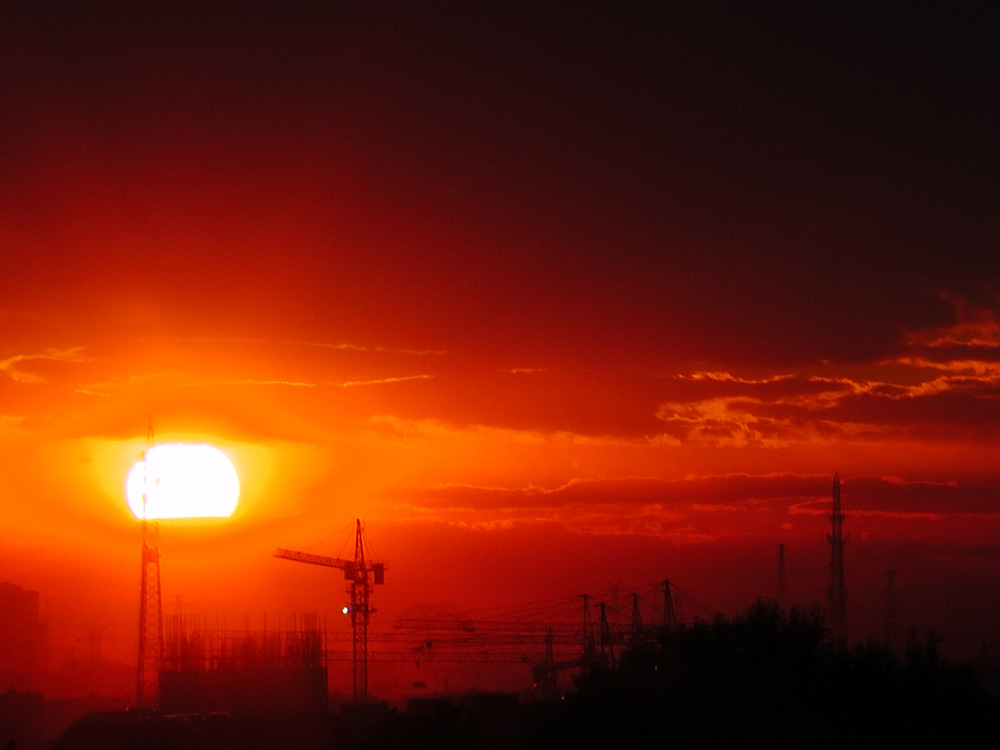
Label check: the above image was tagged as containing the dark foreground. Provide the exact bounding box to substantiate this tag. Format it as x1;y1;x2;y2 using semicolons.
41;602;997;749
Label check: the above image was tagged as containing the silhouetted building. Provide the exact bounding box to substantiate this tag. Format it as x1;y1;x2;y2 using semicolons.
160;666;328;715
51;711;233;750
0;581;47;690
0;690;44;750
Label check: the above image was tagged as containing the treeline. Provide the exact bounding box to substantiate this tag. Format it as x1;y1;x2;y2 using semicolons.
347;600;995;749
543;600;992;748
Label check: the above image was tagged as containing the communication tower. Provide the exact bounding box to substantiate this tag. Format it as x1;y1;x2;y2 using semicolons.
136;420;164;708
827;473;848;645
885;569;897;651
662;580;676;629
778;543;787;611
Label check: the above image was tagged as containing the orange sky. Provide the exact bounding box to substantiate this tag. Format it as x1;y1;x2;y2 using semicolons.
2;4;999;694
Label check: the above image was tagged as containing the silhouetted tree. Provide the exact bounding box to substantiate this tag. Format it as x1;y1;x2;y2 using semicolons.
554;599;994;749
345;601;995;750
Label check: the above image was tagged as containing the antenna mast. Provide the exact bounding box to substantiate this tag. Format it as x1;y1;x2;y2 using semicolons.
778;543;787;611
827;473;848;645
136;417;163;708
662;580;676;629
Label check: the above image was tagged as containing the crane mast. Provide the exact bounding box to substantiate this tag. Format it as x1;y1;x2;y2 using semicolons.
275;519;385;702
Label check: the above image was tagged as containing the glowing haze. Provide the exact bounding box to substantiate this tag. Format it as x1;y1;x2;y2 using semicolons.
125;444;240;520
1;4;998;697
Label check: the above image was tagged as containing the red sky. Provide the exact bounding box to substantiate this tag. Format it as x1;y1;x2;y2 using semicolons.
2;3;999;695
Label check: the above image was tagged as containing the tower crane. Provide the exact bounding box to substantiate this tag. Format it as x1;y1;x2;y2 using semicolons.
391;582;684;690
275;519;385;702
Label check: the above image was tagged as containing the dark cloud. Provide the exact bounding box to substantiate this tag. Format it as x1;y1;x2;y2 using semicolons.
830;476;1000;515
395;473;1000;527
656;356;1000;445
395;473;831;512
3;4;997;369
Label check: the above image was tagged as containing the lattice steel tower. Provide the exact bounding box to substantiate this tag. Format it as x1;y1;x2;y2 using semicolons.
885;569;897;651
662;580;677;630
136;422;163;708
827;472;848;645
777;544;787;611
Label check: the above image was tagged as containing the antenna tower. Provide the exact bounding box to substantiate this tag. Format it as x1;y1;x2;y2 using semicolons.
662;580;676;629
827;472;848;645
580;594;596;659
885;569;897;651
778;543;787;611
630;592;643;639
136;418;163;708
597;602;616;668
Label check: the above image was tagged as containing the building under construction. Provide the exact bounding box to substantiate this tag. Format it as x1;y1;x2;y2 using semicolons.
158;613;327;714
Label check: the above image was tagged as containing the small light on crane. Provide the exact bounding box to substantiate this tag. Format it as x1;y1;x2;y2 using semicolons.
274;519;386;703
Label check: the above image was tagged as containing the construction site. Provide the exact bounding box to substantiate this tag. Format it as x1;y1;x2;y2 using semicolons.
16;473;996;749
127;475;847;712
141;517;686;710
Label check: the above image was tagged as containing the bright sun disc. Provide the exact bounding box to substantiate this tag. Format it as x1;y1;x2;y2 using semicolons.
126;444;240;519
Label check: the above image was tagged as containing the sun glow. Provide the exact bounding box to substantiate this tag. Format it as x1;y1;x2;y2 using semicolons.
125;444;240;519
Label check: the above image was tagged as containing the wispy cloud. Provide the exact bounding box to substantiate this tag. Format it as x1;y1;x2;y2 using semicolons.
74;371;190;396
387;473;835;540
337;374;435;387
389;473;1000;541
891;356;1000;378
76;372;435;396
226;379;319;388
655;356;1000;446
0;348;88;383
676;372;795;385
394;473;830;512
285;340;446;357
133;336;270;346
906;297;1000;350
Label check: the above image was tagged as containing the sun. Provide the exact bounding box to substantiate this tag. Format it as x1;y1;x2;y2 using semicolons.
125;444;240;519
